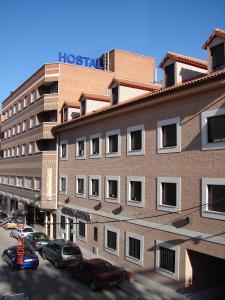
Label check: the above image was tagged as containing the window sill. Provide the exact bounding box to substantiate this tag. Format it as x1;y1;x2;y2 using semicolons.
157;205;181;213
105;197;120;204
157;146;181;154
127;149;144;156
126;200;144;208
76;193;86;199
125;255;143;266
202;142;225;151
106;152;120;158
75;156;86;160
105;247;119;256
90;154;101;159
77;235;87;242
89;194;101;201
202;210;225;221
156;267;178;280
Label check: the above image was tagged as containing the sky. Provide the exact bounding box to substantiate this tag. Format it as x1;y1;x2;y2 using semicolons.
0;0;225;107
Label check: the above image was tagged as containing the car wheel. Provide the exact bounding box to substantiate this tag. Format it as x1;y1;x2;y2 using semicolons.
90;282;97;291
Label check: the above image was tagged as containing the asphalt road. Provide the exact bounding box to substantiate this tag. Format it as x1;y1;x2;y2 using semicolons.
0;227;140;300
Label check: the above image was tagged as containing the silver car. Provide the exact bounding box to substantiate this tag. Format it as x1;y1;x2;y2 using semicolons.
10;227;34;239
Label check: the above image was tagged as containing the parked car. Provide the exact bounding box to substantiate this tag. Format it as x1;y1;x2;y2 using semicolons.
3;220;21;230
10;227;34;239
0;293;32;300
68;258;124;290
24;232;49;251
2;246;39;270
0;212;7;219
42;239;82;268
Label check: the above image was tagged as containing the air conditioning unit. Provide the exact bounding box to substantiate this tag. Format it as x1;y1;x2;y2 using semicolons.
92;246;98;255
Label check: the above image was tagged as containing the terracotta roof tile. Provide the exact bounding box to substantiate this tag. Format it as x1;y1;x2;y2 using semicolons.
60;102;80;112
53;68;225;132
159;51;208;69
79;93;110;102
109;77;162;91
202;28;225;49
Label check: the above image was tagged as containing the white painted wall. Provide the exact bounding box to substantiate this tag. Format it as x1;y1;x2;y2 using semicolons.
68;107;80;120
86;99;109;113
118;86;149;102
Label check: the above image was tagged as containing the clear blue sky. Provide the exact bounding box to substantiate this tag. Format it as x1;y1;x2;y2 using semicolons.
0;0;225;107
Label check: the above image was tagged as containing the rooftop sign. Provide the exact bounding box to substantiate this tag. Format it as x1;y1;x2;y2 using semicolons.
59;52;103;69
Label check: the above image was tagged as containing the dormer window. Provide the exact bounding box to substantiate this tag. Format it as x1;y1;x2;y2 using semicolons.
211;42;225;71
112;87;119;105
81;100;86;116
63;107;68;122
165;64;175;87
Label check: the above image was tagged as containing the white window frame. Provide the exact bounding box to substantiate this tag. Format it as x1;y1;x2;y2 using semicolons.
60;140;68;160
16;146;20;157
75;136;86;159
59;175;67;194
202;178;225;221
157;117;181;153
157;177;181;213
28;143;33;155
104;226;120;256
34;177;41;191
106;129;121;158
125;232;144;266
29;116;36;129
17;124;21;134
77;219;87;242
75;175;86;198
16;176;23;188
25;177;33;190
12;126;16;136
89;175;101;200
126;176;145;207
22;120;26;132
13;104;17;115
31;90;36;103
23;96;28;108
105;176;120;203
21;144;26;156
127;124;145;156
201;108;225;150
11;147;15;157
155;240;180;280
90;133;101;159
18;101;22;112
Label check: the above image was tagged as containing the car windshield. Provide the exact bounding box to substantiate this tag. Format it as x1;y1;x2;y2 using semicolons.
63;246;81;255
34;233;48;240
94;262;116;273
23;228;33;232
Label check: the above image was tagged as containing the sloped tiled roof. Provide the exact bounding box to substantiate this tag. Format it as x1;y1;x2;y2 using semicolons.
109;77;162;91
79;93;110;102
202;28;225;49
159;51;208;69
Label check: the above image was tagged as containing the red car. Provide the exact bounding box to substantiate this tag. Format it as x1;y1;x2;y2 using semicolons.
68;258;124;290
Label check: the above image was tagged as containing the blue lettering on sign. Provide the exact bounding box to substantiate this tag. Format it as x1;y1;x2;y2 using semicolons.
59;52;103;69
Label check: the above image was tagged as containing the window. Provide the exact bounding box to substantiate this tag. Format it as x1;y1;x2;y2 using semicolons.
16;146;20;156
75;176;86;198
157;117;181;153
8;128;11;138
127;176;145;207
17;124;21;134
60;215;66;230
16;176;23;188
89;176;101;200
4;176;9;185
9;107;13;117
60;140;68;160
31;90;36;103
80;100;86;116
9;176;16;186
78;220;86;241
105;226;119;256
76;137;86;159
211;42;225;71
4;131;7;139
94;227;98;241
165;63;175;87
156;241;179;280
7;149;11;158
201;108;225;150
30;116;36;129
112;87;119;105
126;232;144;266
59;176;67;194
63;107;68;122
202;178;225;220
157;177;181;212
11;147;15;157
18;101;22;112
3;150;7;158
34;177;41;191
127;125;145;156
105;176;120;203
28;143;33;155
12;126;16;136
13;104;17;115
22;120;26;132
25;177;33;189
90;133;101;158
106;129;120;157
22;144;26;156
24;96;28;107
0;176;2;184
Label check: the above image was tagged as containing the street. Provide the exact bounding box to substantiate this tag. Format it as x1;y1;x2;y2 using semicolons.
0;227;141;300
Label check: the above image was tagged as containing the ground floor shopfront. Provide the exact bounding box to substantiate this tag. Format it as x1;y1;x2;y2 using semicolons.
57;202;225;292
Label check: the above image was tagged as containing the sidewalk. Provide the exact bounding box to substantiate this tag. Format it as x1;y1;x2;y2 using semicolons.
81;247;186;300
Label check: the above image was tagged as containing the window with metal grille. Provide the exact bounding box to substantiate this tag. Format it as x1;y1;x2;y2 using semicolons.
162;183;176;206
109;134;118;153
79;221;86;238
94;227;98;241
91;179;99;196
208;185;225;213
162;124;177;147
211;42;225;71
208;114;225;143
77;178;84;194
107;230;117;251
129;237;140;260
130;181;142;202
165;64;175;87
92;138;99;154
108;180;118;198
131;130;142;151
159;246;175;273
